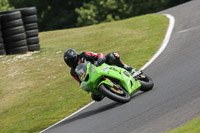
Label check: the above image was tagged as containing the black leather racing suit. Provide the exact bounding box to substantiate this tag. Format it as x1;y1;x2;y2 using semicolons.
70;51;126;83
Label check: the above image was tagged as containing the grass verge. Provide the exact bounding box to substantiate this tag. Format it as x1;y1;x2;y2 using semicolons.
0;14;168;132
167;117;200;133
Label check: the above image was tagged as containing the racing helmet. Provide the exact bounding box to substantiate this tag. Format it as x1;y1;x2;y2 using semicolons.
64;48;78;68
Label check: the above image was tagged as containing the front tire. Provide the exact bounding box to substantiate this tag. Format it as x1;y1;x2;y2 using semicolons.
98;84;130;103
138;73;154;92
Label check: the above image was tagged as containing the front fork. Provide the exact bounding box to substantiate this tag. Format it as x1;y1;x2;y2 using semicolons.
97;77;114;89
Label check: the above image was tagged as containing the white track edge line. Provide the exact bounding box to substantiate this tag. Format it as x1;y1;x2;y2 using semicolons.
39;14;175;133
39;101;95;133
140;14;175;70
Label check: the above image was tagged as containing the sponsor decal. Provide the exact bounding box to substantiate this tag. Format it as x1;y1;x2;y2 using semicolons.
83;86;88;90
81;82;84;87
103;67;109;72
89;66;95;73
82;73;85;78
92;67;95;73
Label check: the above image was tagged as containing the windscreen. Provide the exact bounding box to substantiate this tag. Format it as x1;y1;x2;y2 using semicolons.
75;62;89;79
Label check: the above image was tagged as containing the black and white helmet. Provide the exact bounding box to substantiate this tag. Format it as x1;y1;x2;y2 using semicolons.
64;48;78;68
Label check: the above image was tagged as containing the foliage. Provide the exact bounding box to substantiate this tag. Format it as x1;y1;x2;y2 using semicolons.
75;0;190;26
0;0;13;11
75;0;132;26
6;0;190;31
8;0;90;31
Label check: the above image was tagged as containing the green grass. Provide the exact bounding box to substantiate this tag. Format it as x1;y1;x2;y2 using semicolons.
167;117;200;133
0;14;168;132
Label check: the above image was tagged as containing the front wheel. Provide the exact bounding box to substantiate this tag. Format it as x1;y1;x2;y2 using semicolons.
138;73;154;92
98;84;130;103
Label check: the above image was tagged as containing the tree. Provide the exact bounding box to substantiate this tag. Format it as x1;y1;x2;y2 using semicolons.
75;0;190;27
0;0;13;11
75;0;167;27
8;0;90;31
7;0;191;31
75;0;133;26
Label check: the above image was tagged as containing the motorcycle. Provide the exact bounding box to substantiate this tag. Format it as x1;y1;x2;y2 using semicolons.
75;61;154;103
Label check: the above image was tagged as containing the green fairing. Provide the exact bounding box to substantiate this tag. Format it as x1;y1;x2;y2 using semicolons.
76;62;141;96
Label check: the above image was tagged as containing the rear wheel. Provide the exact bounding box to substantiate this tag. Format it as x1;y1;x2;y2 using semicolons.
98;83;130;103
138;73;154;92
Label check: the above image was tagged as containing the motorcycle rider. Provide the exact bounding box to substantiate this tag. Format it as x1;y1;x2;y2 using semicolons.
64;48;134;102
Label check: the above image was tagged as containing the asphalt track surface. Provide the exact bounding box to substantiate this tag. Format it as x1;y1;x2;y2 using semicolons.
43;1;200;132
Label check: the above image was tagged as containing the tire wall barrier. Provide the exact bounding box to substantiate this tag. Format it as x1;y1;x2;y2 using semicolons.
0;7;40;55
0;19;6;55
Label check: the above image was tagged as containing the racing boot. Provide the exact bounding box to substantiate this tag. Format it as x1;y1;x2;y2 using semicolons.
91;93;104;102
123;64;135;75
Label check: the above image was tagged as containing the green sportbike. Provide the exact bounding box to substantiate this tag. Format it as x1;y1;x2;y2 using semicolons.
75;62;154;103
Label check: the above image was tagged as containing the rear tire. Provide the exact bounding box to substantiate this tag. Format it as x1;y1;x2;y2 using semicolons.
98;84;130;103
139;73;154;92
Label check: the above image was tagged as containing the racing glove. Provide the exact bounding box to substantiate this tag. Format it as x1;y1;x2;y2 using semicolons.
97;58;105;66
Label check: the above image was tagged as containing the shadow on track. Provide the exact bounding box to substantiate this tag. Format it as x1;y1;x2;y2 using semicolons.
52;91;144;129
52;102;121;129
